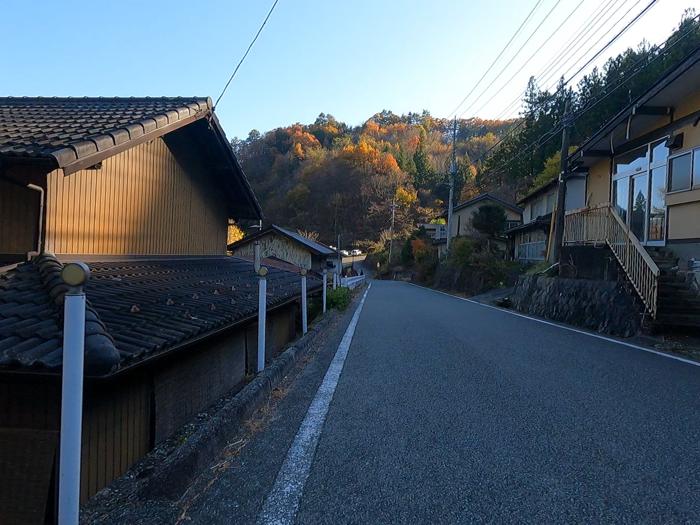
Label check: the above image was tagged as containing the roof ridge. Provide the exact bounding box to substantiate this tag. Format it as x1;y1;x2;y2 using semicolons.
33;253;121;375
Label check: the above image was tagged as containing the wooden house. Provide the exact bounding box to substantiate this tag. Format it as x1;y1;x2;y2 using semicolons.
439;193;522;258
228;225;336;275
0;97;319;523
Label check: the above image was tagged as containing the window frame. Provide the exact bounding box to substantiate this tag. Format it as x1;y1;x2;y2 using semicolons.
693;147;700;189
667;149;694;194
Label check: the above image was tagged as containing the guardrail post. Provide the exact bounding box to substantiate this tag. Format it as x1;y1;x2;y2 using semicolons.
322;269;327;313
58;262;90;525
257;266;268;372
300;268;308;334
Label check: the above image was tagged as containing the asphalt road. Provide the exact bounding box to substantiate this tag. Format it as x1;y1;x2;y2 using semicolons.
184;280;700;524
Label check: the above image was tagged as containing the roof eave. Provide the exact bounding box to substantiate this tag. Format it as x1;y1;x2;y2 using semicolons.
208;112;264;221
54;103;211;175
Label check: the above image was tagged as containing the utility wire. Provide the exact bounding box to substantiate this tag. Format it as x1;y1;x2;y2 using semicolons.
457;0;564;119
488;0;638;133
483;25;700;178
465;0;587;120
562;0;657;85
214;0;280;109
469;0;660;169
447;0;544;119
493;0;624;120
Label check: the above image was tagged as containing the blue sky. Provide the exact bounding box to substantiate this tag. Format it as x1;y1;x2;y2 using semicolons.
1;0;692;139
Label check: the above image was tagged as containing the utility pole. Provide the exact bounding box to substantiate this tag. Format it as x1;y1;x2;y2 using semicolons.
549;97;571;265
446;117;457;252
387;195;396;264
337;233;342;284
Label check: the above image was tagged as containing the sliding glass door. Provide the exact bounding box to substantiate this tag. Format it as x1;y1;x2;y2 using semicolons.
611;140;668;246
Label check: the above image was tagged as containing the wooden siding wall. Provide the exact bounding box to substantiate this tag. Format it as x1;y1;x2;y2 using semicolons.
0;379;60;525
0;303;300;523
153;330;246;443
44;138;228;256
0;178;39;256
80;377;151;503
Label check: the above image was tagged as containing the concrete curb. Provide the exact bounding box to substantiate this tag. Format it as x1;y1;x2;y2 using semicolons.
81;298;353;519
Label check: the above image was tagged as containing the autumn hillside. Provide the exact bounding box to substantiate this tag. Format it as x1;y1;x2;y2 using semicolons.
232;112;514;247
232;11;700;250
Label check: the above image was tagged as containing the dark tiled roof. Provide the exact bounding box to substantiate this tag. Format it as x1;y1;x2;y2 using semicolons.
0;255;320;377
504;213;552;235
0;97;211;166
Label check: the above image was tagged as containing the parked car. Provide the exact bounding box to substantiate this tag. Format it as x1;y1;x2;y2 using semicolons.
339;249;350;256
350;249;362;256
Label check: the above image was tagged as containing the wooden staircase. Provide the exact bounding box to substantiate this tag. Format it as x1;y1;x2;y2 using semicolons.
649;248;700;330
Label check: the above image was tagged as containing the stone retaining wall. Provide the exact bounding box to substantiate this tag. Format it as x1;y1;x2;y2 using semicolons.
509;275;642;337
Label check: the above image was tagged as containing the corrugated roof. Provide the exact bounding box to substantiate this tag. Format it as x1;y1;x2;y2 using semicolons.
0;254;319;377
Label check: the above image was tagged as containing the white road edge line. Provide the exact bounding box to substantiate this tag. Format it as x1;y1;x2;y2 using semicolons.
404;281;700;368
257;284;372;525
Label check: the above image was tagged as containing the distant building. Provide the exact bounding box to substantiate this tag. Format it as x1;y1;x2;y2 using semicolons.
437;193;522;257
228;225;336;275
505;176;586;262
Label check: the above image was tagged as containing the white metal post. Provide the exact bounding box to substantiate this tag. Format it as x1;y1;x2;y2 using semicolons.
58;262;90;525
254;241;261;273
322;269;327;313
257;267;268;373
301;269;308;334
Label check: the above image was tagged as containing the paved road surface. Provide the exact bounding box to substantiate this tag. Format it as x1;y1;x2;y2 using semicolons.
184;280;700;524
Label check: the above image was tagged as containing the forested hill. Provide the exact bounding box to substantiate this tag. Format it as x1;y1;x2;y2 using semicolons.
232;113;514;247
233;10;699;248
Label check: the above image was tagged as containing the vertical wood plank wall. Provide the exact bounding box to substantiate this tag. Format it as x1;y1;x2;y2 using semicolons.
44;138;228;256
80;378;151;503
0;178;38;255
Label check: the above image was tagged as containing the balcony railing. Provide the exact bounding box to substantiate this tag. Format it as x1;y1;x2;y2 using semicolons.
563;204;659;318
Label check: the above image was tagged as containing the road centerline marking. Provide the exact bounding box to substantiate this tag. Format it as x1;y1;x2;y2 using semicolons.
257;284;371;525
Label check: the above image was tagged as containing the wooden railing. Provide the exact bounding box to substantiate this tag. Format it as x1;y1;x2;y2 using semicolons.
563;204;659;318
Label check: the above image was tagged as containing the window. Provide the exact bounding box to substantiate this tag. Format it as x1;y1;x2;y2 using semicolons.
650;139;669;167
668;152;692;192
614;146;647;175
545;193;556;214
694;149;700;188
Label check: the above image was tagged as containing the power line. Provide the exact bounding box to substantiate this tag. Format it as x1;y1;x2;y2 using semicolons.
448;0;544;118
214;0;280;109
483;24;700;178
465;0;587;120
457;0;564;119
562;0;658;85
469;0;661;169
493;0;624;120
491;0;641;125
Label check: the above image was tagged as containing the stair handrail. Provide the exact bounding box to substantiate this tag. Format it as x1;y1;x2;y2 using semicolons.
564;204;659;318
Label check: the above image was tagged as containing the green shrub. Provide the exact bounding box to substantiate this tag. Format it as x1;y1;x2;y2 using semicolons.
327;287;351;310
